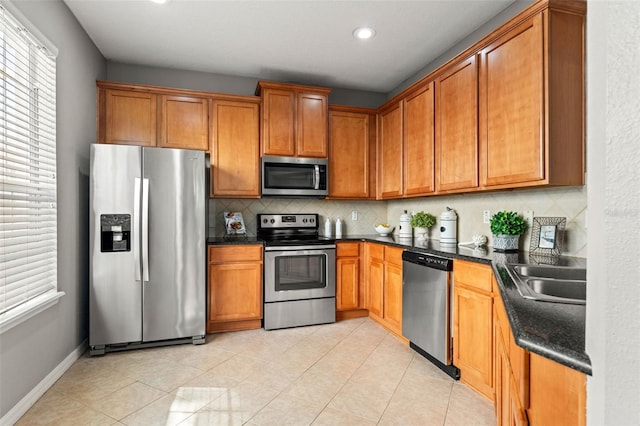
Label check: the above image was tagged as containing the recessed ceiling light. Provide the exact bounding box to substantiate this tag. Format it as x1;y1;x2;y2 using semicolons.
353;27;376;40
149;0;170;4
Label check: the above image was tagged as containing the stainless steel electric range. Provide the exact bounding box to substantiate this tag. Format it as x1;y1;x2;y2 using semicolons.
257;213;336;330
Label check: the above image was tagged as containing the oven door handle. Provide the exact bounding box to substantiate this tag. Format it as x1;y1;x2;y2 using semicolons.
264;244;336;252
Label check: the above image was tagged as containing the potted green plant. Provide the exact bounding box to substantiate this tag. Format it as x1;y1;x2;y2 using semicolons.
490;210;528;252
410;211;436;239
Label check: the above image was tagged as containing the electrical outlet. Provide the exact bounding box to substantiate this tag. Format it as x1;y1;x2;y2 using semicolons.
351;211;358;221
483;210;491;224
524;210;534;226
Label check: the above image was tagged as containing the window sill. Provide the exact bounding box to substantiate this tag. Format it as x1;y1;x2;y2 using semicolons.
0;291;65;334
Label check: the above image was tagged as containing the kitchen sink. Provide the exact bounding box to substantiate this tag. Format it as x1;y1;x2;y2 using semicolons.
504;263;586;305
512;265;586;281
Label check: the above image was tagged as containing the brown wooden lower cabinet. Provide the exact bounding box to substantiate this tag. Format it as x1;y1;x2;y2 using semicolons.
336;242;368;320
494;290;528;425
207;245;263;333
364;243;404;338
527;352;586;426
453;260;495;400
492;277;586;426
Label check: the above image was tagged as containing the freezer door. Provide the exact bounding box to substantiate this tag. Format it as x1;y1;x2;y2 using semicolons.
89;144;143;347
141;147;206;342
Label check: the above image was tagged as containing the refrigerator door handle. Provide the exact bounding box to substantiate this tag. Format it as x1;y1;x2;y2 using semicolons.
133;178;142;282
142;178;150;282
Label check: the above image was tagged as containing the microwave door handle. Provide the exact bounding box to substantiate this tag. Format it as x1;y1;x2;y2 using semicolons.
314;165;320;190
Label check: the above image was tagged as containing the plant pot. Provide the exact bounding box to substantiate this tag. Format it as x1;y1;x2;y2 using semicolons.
414;227;429;240
492;234;520;252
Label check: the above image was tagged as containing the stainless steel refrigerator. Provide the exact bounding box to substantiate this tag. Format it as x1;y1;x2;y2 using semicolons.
89;144;206;355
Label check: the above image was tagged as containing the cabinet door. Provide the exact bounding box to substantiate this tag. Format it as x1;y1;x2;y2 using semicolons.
383;262;403;335
367;258;384;319
159;95;209;150
494;318;511;426
261;88;295;156
480;13;544;187
404;81;435;196
211;100;260;198
436;55;479;192
329;110;372;198
104;89;157;146
297;92;328;158
337;257;360;311
378;101;403;199
528;352;586;426
454;284;494;399
208;262;262;322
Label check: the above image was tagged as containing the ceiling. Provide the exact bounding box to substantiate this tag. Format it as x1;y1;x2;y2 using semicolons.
63;0;517;94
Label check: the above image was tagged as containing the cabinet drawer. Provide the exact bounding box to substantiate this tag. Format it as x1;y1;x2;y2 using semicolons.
454;259;493;292
209;245;263;263
337;242;360;257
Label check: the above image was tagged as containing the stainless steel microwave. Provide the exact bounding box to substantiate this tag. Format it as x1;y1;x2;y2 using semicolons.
261;156;328;197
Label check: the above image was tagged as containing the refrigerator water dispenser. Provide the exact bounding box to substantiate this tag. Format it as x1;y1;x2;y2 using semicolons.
100;214;131;252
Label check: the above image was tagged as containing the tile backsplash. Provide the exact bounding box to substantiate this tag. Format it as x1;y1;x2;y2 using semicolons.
211;198;387;237
387;186;587;257
211;185;587;257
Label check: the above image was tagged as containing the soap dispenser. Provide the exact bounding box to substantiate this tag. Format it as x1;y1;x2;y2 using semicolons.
324;217;332;237
335;217;343;238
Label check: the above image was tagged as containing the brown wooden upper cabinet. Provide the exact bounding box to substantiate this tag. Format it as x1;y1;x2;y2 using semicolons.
159;95;209;151
435;55;479;193
328;106;377;199
377;100;404;199
376;80;436;200
256;81;331;158
210;98;261;198
97;81;209;152
479;6;585;189
404;81;436;196
101;88;157;147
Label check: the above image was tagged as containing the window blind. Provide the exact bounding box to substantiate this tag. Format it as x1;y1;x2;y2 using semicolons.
0;5;57;316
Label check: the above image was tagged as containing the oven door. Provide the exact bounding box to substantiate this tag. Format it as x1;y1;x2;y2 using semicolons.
264;245;336;302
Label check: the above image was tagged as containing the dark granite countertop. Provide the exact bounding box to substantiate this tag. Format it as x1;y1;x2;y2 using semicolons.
207;236;263;245
207;233;591;374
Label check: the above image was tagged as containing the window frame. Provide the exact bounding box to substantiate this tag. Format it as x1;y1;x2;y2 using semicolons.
0;3;63;334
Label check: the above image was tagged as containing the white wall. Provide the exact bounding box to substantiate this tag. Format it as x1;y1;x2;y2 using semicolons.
586;1;640;424
0;0;106;418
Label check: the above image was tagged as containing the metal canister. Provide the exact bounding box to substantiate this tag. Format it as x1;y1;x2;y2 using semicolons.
399;210;412;238
440;207;457;245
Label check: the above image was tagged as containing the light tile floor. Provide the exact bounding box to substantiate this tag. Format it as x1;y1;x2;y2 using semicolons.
17;318;495;425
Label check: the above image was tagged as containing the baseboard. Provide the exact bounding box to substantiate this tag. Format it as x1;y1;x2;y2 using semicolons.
1;339;88;426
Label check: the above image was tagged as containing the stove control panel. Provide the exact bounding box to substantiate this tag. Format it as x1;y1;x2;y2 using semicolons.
258;213;318;229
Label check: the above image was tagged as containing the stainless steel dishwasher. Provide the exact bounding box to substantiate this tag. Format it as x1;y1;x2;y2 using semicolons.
402;251;460;379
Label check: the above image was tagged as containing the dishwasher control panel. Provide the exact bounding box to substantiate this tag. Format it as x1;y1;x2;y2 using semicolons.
402;251;453;271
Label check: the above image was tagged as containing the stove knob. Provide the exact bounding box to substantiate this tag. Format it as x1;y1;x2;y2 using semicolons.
270;219;275;224
303;218;307;223
310;218;315;223
263;219;268;224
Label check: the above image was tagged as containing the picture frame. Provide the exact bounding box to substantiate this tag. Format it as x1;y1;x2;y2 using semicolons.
529;217;566;256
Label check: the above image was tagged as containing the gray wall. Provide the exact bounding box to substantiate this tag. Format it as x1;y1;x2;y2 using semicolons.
106;61;387;108
389;0;534;98
0;0;106;417
586;1;640;424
